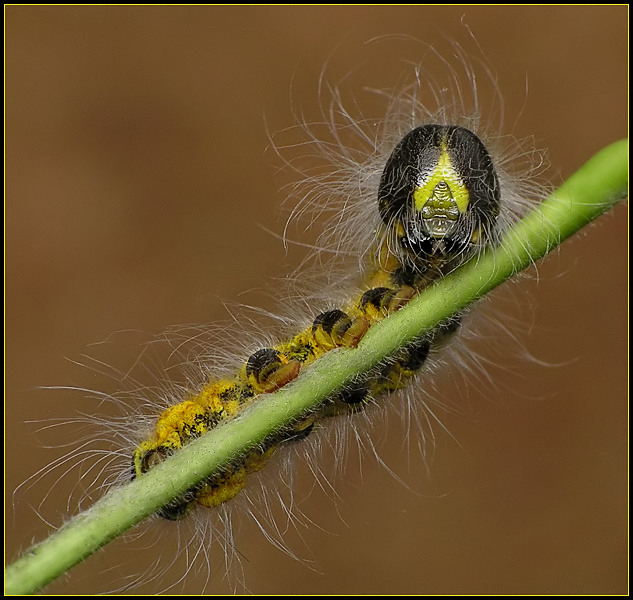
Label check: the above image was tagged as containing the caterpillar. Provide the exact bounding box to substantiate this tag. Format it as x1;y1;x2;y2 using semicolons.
8;14;627;595
132;120;506;520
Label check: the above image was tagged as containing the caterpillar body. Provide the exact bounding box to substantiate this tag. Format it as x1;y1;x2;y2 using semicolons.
133;123;504;519
8;18;627;595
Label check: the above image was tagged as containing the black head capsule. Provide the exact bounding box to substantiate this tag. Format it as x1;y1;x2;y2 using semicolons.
378;124;500;268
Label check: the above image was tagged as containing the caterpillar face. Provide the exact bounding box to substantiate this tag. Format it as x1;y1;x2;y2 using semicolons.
378;124;500;269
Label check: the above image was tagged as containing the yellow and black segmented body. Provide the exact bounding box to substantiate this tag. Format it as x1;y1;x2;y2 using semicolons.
132;124;501;520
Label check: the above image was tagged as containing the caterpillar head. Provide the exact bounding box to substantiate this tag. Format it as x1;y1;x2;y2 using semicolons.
378;124;500;273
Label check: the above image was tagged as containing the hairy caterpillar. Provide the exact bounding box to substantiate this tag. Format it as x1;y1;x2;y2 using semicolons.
7;8;627;595
133;117;511;520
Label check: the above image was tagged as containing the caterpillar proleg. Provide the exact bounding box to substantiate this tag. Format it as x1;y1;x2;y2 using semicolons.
7;7;627;595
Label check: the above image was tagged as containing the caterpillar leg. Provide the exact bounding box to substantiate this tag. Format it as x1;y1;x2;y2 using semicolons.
358;285;416;322
243;308;370;396
316;379;371;419
243;348;301;394
317;335;432;420
281;291;416;421
372;337;432;395
311;309;369;351
196;442;278;509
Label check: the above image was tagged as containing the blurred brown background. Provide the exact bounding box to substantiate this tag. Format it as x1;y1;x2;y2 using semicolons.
6;6;627;594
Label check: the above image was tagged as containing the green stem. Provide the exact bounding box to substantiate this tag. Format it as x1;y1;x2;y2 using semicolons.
5;139;628;595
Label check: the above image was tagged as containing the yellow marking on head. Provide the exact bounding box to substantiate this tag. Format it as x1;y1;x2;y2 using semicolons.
412;140;469;214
